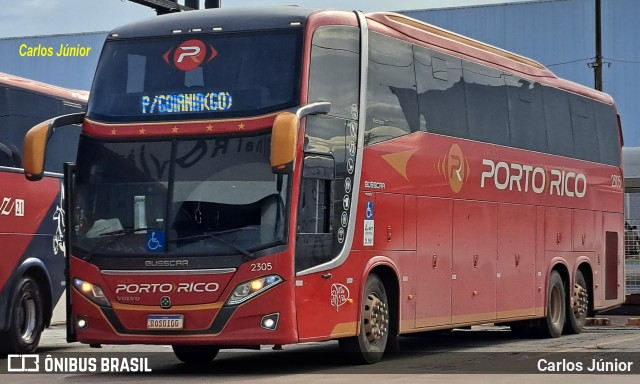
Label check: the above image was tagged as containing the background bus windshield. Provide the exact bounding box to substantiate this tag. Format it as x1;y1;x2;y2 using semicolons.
87;30;301;122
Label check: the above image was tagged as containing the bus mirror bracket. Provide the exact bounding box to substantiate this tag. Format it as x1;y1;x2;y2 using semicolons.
23;112;85;181
271;102;330;174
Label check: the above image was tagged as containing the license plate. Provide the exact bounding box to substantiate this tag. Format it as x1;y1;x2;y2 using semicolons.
147;314;184;330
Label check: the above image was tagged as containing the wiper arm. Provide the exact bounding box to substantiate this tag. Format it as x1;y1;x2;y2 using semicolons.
170;230;255;259
99;227;154;237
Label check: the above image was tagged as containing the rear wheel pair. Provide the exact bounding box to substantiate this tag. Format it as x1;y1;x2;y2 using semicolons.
511;270;588;337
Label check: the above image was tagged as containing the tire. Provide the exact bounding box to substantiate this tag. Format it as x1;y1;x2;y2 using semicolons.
0;277;44;353
564;270;588;334
339;274;390;364
172;345;219;364
535;270;566;338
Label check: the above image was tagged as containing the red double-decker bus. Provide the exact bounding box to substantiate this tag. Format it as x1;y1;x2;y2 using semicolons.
0;72;87;353
23;8;624;364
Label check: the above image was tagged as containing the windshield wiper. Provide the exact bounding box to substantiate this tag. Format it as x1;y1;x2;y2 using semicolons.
169;230;255;259
98;227;154;237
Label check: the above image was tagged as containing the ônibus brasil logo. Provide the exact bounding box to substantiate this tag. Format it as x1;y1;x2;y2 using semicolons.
163;39;217;71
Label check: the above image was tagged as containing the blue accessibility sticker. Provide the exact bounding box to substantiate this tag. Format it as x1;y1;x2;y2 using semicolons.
147;230;165;252
366;201;374;219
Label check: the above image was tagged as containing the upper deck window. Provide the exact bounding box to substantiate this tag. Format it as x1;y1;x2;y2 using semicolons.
87;29;302;123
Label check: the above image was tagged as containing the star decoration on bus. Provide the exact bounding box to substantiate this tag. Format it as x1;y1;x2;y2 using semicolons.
206;124;214;132
238;122;245;130
139;127;146;135
111;128;117;135
172;126;179;134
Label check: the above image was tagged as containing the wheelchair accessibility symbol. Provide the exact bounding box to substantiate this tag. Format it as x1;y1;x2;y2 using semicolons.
366;201;374;219
147;230;165;252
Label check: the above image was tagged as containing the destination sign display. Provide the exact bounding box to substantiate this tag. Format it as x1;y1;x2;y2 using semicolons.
141;91;232;114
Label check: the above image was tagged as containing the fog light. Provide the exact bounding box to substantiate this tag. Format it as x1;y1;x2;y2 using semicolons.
77;317;88;329
261;313;279;331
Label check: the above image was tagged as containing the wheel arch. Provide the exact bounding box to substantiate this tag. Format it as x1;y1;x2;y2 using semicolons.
369;265;399;336
8;258;54;329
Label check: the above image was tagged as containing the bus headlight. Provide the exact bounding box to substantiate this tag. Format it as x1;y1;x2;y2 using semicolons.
225;275;283;306
72;278;111;307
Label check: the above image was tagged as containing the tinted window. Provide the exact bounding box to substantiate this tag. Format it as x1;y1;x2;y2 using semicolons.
295;155;334;272
594;101;620;166
88;30;302;122
414;47;468;138
0;87;84;172
463;62;510;146
542;85;575;159
304;115;346;163
570;95;600;162
303;26;361;271
308;26;359;120
505;76;547;153
365;32;418;146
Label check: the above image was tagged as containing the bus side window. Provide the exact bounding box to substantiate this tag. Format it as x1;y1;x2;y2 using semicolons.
307;26;360;120
297;178;331;234
594;101;621;166
295;154;335;272
0;142;21;168
463;61;510;146
543;85;575;159
505;76;547;153
297;155;334;234
414;46;468;138
570;95;600;163
365;31;418;146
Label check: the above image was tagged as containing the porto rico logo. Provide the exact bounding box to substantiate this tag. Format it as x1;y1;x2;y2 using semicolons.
437;144;470;193
163;39;217;71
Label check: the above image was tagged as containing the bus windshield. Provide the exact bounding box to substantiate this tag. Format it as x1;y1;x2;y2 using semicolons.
87;29;302;123
72;133;288;257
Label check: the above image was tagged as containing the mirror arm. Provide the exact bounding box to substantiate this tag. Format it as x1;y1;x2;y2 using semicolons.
49;112;86;131
296;101;331;119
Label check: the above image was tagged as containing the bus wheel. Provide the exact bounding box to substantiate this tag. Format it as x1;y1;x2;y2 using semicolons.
565;270;588;334
1;277;44;353
172;345;219;364
536;270;566;338
339;274;389;364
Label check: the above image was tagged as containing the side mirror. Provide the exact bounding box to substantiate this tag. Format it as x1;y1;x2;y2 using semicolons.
270;102;330;174
270;112;299;174
23;113;85;181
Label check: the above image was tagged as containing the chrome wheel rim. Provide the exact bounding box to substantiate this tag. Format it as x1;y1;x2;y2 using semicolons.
573;283;589;318
18;294;37;343
363;292;388;345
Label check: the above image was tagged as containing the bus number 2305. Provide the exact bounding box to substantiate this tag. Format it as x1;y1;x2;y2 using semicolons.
251;262;273;272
